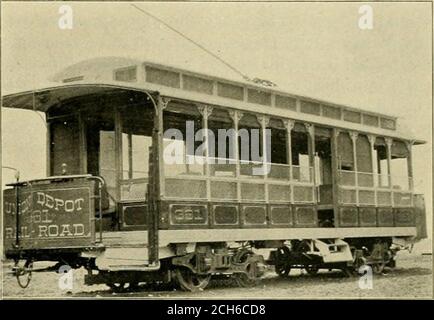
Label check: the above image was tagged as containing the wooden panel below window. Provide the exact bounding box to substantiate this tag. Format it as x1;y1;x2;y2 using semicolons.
358;207;377;227
339;207;358;227
269;205;292;227
377;208;394;227
293;206;317;227
120;202;147;230
394;208;415;227
212;204;239;227
242;205;267;227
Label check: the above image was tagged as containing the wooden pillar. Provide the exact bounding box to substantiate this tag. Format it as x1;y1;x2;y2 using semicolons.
406;140;414;206
406;141;414;191
331;128;341;227
385;137;393;188
367;134;377;206
147;94;167;266
304;123;316;203
367;135;376;184
114;108;122;201
284;120;295;203
127;134;133;180
385;137;393;207
229;110;242;201
157;97;170;198
349;131;359;206
46;121;51;176
198;105;213;201
257;115;270;202
77;112;87;174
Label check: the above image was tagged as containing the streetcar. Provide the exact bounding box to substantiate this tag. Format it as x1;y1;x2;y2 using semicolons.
2;56;427;291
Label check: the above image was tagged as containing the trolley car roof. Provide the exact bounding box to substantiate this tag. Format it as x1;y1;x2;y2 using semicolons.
1;57;424;144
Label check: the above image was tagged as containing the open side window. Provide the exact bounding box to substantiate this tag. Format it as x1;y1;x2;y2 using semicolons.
119;103;154;201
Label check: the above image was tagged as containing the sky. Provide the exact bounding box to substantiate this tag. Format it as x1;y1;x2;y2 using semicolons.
1;2;432;249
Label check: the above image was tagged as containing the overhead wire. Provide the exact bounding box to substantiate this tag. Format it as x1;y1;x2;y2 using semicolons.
129;4;252;82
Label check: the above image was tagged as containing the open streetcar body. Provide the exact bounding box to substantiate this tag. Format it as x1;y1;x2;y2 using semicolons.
2;57;427;291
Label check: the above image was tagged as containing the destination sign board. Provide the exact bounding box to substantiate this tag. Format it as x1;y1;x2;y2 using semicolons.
3;179;96;251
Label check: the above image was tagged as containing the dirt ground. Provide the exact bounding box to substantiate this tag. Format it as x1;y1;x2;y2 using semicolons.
2;251;432;299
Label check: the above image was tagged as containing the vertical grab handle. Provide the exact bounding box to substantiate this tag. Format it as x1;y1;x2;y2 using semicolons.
12;180;28;248
87;176;105;244
15;184;20;248
98;181;103;243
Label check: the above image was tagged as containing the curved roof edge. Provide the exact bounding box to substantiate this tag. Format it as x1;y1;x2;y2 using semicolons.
2;82;151;112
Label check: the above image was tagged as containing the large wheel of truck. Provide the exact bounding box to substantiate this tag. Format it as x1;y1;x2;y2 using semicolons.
232;249;261;288
174;267;211;292
274;246;291;278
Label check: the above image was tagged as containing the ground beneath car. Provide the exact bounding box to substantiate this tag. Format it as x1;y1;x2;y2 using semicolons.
2;251;432;299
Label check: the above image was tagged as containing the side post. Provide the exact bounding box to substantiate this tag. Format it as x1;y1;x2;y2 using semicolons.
331;128;341;227
148;94;166;266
